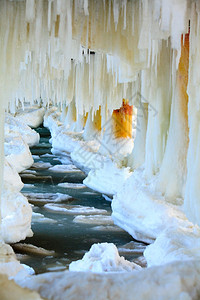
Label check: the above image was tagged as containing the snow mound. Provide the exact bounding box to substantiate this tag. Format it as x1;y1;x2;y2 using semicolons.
84;160;132;196
69;243;141;273
15;107;45;128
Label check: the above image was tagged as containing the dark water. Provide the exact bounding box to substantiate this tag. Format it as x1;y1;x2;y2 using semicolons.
15;126;146;274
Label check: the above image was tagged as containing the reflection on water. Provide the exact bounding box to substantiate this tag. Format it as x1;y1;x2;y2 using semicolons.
16;126;147;274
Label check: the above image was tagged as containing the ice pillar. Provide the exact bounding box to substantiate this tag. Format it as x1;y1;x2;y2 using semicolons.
157;33;189;199
112;99;133;139
0;103;5;241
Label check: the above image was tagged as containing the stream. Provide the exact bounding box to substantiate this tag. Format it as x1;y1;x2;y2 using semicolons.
14;126;146;274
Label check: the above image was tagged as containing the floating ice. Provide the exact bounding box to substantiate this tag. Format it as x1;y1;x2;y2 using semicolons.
23;192;73;204
73;215;114;225
12;244;55;257
91;225;124;232
32;212;57;224
32;155;40;160
44;204;108;215
31;162;52;169
58;182;86;189
49;164;82;173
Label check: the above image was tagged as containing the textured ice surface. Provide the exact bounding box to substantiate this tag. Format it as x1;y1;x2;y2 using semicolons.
44;204;108;215
69;243;141;273
24;192;72;204
49;164;82;173
32;212;57;224
58;182;86;189
12;244;55;257
73;215;114;225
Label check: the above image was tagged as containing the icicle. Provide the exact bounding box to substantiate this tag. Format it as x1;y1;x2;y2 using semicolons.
25;0;35;22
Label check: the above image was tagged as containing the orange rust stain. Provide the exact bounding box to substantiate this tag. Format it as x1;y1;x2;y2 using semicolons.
177;32;189;120
112;99;133;138
83;112;88;127
55;15;60;38
94;106;101;131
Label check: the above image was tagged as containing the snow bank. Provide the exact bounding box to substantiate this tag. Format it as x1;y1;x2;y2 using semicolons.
15;106;45;128
18;260;200;300
5;114;40;147
84;160;132;196
0;243;34;280
69;243;141;273
1;111;42;244
144;225;200;267
5;136;33;173
112;168;193;244
1;188;32;243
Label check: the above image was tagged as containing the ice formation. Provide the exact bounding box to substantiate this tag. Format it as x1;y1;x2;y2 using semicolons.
69;243;141;273
1;0;200;299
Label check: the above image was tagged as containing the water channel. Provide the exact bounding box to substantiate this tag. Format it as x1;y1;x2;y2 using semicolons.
13;126;146;274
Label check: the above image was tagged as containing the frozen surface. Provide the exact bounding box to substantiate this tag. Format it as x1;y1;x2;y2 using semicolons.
24;192;72;204
5;114;40;147
1;113;42;244
49;164;82;173
44;204;108;215
84;160;132;196
73;215;114;225
58;182;86;189
15;107;45;128
32;212;57;224
69;243;141;273
31;162;52;169
13;244;55;257
112;168;194;243
18;260;200;300
5;136;33;173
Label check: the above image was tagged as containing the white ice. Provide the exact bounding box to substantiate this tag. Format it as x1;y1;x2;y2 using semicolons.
49;164;82;173
73;215;114;225
69;243;141;273
44;204;108;215
58;182;86;189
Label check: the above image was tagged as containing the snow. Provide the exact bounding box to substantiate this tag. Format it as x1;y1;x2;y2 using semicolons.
1;108;45;245
84;160;132;196
5;136;33;173
0;243;34;280
5;114;40;147
0;1;199;298
144;225;200;267
18;260;200;300
69;243;141;273
0;273;42;300
15;106;45;128
112;167;194;244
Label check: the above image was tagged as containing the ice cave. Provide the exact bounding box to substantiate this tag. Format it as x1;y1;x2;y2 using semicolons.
1;0;200;299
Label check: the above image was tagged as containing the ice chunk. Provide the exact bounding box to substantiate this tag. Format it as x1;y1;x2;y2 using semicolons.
69;243;141;273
